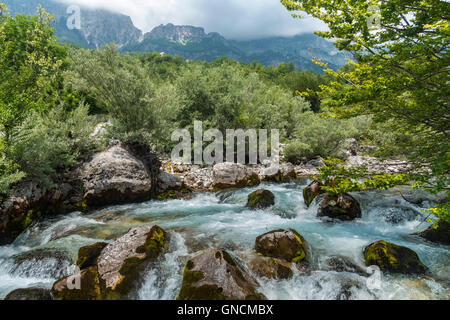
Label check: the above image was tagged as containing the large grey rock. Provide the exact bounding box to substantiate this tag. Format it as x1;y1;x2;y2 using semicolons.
78;144;152;206
97;225;167;299
258;163;297;182
177;249;265;300
212;163;260;190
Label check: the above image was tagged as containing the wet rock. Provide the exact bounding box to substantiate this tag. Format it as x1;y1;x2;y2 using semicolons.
246;190;275;209
255;229;307;263
364;240;427;274
303;180;325;207
177;249;265;300
249;256;294;279
97;225;168;299
0;180;75;245
419;220;450;245
212;163;260;190
5;287;53;300
77;242;108;269
156;172;192;200
52;266;103;300
324;256;368;276
317;193;362;221
11;248;73;280
77;144;153;206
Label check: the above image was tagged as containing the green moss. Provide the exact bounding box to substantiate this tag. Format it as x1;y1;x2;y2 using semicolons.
136;225;167;257
157;188;192;200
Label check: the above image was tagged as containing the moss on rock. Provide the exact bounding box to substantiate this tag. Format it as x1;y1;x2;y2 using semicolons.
364;240;427;274
77;242;108;269
317;193;362;221
419;220;450;245
52;266;104;300
303;180;324;207
246;189;275;209
255;229;307;264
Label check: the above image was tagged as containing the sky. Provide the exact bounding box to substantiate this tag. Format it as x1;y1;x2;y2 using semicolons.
56;0;327;40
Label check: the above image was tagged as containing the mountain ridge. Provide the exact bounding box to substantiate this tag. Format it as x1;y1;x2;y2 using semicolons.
2;0;350;70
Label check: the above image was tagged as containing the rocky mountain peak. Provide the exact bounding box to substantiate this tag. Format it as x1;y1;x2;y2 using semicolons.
146;23;209;44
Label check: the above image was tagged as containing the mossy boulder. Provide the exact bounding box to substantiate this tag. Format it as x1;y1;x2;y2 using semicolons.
246;190;275;209
249;256;294;279
97;225;168;299
77;242;108;269
303;180;325;207
317;193;362;221
255;229;307;264
363;240;427;274
419;220;450;245
52;266;104;300
5;287;53;300
177;249;266;300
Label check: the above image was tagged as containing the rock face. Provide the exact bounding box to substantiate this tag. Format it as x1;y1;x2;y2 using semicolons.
419;220;450;245
5;287;53;300
317;193;362;221
364;241;427;274
97;225;168;299
0;181;76;245
249;256;294;280
255;229;307;264
77;242;108;269
78;144;152;206
177;249;265;300
303;180;325;207
212;163;260;190
246;190;275;209
52;266;103;300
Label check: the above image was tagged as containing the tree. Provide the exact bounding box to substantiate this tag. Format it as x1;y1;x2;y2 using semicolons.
282;0;449;221
0;5;69;143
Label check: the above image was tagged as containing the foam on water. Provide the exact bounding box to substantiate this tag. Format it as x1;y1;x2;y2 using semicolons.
0;181;448;300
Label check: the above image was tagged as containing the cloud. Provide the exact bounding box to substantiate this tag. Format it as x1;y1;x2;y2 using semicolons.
56;0;326;40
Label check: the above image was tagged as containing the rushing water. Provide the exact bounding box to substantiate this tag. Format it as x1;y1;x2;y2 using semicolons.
0;180;449;300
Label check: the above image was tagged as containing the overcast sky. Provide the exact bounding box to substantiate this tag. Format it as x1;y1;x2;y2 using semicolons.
57;0;326;40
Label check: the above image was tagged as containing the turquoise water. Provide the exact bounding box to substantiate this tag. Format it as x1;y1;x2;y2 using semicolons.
0;180;449;300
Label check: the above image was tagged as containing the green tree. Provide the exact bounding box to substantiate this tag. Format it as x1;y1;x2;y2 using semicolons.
282;0;449;221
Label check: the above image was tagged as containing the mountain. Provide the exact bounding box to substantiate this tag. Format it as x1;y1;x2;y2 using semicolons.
3;0;350;70
2;0;142;48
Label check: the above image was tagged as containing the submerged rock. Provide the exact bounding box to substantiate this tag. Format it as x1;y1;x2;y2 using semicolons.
246;190;275;209
317;193;362;221
97;225;168;299
255;229;307;264
52;266;103;300
5;287;53;300
77;242;108;269
364;240;427;274
177;249;265;300
419;220;450;245
303;180;325;207
249;255;294;280
324;256;368;276
78;144;153;206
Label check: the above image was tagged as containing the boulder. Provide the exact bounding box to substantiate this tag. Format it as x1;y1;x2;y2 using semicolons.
97;225;168;299
419;220;450;245
212;163;260;190
306;159;326;167
177;249;265;300
77;242;108;269
255;229;307;263
52;266;103;300
249;256;294;279
303;180;325;207
363;240;427;274
317;193;362;221
78;144;153;206
5;287;53;300
246;190;275;209
156;172;192;200
258;163;297;182
0;181;75;245
324;256;368;276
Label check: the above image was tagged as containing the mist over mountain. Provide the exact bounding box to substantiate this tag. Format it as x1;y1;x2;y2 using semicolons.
3;0;350;70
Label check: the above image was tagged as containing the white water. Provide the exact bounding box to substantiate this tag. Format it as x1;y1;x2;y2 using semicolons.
0;180;449;300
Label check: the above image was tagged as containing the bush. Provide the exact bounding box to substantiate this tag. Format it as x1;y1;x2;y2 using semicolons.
284;113;371;163
7;103;99;189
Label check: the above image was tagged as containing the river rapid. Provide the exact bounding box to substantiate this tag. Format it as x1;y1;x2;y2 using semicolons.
0;180;448;300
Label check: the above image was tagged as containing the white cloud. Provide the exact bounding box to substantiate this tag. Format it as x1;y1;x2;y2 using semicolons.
56;0;326;40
